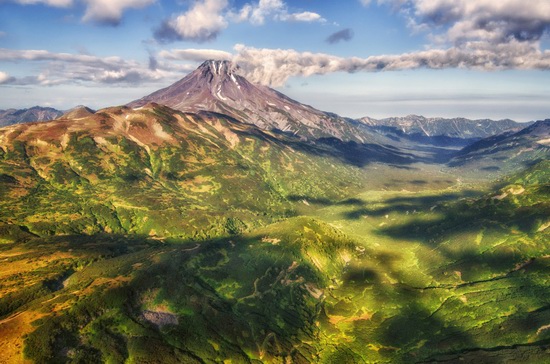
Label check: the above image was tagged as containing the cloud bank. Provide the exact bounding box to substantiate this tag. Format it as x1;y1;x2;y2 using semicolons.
2;1;549;88
3;39;550;88
231;42;550;86
0;48;181;86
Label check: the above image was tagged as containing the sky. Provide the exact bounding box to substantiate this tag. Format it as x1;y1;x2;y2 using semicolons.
1;0;550;122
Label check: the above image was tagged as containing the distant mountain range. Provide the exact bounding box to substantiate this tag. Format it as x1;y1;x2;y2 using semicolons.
0;105;97;127
361;115;528;146
0;106;63;127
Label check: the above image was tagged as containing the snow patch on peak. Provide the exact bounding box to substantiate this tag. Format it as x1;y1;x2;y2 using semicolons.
230;73;240;89
203;60;237;78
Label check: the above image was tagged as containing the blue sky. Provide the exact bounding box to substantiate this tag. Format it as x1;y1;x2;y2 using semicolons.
1;0;549;121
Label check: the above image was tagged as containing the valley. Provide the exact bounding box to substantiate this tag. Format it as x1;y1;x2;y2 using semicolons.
0;156;548;363
0;61;548;363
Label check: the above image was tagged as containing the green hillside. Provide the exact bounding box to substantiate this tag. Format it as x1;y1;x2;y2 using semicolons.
0;104;367;240
0;107;548;363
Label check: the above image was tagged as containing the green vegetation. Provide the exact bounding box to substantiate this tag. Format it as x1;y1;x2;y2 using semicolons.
0;106;548;363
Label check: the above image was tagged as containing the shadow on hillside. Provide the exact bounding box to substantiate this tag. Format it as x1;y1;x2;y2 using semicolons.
286;195;365;206
16;230;332;363
376;191;545;244
292;135;461;167
332;232;550;363
206;112;455;167
340;191;482;220
9;220;550;363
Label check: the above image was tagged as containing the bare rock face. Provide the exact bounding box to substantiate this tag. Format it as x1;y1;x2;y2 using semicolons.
128;60;368;142
141;310;179;328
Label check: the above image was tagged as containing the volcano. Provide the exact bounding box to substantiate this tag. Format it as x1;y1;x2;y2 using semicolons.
128;60;370;142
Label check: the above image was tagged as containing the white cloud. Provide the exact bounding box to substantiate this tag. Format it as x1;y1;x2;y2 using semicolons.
230;0;325;25
159;49;233;62
280;12;324;23
378;0;550;46
82;0;156;25
359;0;371;6
231;43;550;87
0;71;11;84
251;0;283;25
4;39;550;89
154;0;228;43
10;0;72;7
9;0;155;25
0;48;176;86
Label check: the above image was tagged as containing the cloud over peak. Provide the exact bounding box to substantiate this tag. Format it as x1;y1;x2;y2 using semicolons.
159;48;233;62
230;42;550;87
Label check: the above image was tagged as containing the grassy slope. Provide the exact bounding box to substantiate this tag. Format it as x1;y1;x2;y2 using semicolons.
0;107;548;363
307;161;550;363
0;105;365;240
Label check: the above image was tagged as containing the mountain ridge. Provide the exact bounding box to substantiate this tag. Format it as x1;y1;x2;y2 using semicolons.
449;119;550;175
360;114;529;144
0;106;63;127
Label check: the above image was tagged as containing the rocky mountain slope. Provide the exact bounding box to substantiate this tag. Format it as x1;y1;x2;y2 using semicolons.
0;106;63;127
